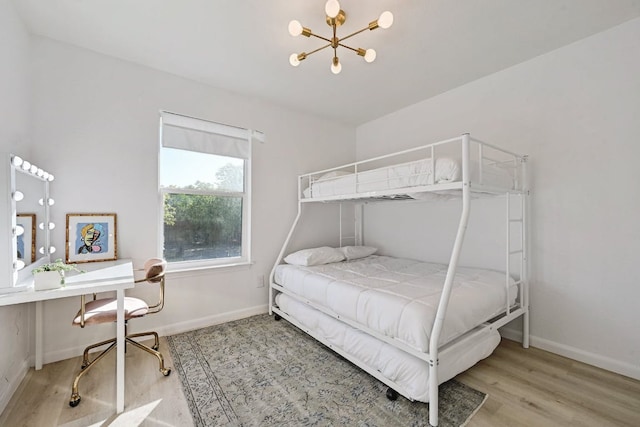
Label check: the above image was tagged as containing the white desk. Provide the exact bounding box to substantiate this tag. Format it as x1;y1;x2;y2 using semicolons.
0;259;134;414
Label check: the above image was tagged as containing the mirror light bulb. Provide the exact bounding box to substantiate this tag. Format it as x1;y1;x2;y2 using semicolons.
289;53;301;67
22;161;31;171
16;225;24;236
48;174;55;182
325;0;340;18
13;191;24;202
16;260;25;271
49;246;56;254
39;198;55;206
364;49;377;63
39;247;45;254
288;20;303;37
12;156;23;167
30;165;38;174
378;11;394;29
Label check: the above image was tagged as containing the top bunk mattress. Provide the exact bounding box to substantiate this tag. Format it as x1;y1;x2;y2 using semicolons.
274;255;516;353
302;157;515;200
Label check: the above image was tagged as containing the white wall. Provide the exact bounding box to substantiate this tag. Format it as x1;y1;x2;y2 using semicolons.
0;0;33;411
356;18;640;379
26;37;355;363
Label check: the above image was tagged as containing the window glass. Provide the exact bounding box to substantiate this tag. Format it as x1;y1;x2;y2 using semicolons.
160;112;251;268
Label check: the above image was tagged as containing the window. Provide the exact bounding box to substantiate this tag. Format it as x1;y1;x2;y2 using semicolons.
159;111;259;269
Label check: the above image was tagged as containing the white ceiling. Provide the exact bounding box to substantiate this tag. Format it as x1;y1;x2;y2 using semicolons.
11;0;640;125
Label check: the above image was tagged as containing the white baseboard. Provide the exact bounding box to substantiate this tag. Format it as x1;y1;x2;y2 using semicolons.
36;304;270;366
500;326;640;381
0;358;29;416
155;304;269;337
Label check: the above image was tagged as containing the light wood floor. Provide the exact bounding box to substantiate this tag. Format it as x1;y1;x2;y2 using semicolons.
1;337;639;426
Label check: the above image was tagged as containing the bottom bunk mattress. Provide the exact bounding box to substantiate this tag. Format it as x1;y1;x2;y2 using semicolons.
274;255;516;353
275;292;500;402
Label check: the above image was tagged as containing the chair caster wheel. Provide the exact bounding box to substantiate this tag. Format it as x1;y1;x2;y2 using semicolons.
161;368;171;376
274;314;281;321
69;394;81;407
386;388;398;401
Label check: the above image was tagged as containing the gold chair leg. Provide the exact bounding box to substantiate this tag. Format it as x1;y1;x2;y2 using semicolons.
70;342;116;407
127;331;160;350
125;337;171;376
81;337;117;368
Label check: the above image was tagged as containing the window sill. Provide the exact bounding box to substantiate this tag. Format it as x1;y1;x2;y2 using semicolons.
166;260;254;279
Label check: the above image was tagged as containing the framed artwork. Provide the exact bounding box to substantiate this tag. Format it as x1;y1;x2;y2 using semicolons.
17;213;36;264
66;213;117;263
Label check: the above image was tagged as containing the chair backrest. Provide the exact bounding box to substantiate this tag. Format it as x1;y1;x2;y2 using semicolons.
138;258;167;284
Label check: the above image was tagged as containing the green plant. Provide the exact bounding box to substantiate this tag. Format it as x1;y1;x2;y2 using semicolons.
32;259;85;284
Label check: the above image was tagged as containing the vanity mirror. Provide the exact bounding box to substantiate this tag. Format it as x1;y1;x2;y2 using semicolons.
1;153;55;292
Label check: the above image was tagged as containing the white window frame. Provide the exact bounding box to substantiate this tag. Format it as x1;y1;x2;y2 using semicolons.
158;111;256;271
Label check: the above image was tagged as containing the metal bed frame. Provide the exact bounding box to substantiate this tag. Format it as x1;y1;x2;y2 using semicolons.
269;133;529;426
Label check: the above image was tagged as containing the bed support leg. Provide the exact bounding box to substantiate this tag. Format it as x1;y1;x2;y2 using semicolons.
523;309;530;348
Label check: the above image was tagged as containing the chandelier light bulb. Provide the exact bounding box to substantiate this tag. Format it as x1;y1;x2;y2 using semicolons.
364;49;377;63
325;0;340;18
288;20;303;37
289;53;301;67
12;155;23;168
378;11;394;29
331;59;342;75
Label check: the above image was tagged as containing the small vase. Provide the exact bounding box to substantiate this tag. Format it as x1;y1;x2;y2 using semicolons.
34;271;63;291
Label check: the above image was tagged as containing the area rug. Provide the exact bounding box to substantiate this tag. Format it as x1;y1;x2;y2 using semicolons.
166;314;487;427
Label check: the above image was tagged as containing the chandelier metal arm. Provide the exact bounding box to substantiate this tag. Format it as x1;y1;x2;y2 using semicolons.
308;32;332;44
337;26;370;44
337;43;359;54
306;43;332;57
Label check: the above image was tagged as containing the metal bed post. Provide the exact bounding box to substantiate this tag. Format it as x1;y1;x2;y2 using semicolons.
269;178;304;315
428;133;472;427
521;156;530;348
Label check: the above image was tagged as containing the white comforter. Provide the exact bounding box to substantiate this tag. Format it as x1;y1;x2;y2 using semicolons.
303;157;460;198
274;255;515;353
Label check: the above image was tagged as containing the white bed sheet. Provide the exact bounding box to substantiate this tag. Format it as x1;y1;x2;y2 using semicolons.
274;255;516;353
303;157;515;199
275;292;500;402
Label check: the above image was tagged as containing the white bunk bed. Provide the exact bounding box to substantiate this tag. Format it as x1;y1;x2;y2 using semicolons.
269;133;529;426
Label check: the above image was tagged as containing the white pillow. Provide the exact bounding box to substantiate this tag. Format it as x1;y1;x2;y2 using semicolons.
338;246;377;261
284;246;345;266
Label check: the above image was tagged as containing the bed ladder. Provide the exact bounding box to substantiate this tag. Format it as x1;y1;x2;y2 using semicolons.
507;155;530;348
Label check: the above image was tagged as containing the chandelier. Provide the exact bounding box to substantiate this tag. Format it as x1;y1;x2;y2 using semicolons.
288;0;394;74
